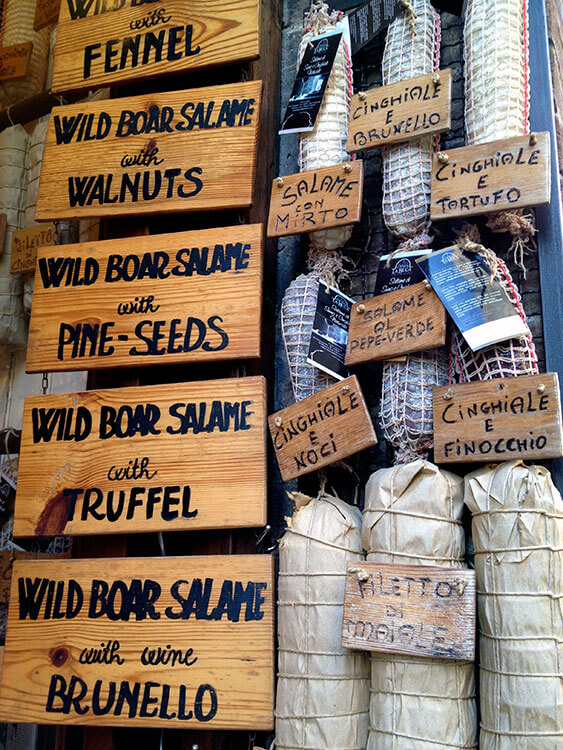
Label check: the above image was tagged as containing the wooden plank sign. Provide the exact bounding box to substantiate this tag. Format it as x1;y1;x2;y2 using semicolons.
348;69;452;153
0;43;33;82
35;80;262;221
267;162;364;238
34;0;62;31
10;223;56;275
13;378;267;537
52;0;259;93
345;282;446;365
26;224;263;372
0;556;274;728
342;562;476;661
433;373;563;464
431;133;551;221
269;376;377;482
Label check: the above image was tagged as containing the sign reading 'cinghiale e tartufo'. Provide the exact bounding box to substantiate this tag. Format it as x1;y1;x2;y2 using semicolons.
13;378;267;537
35;81;262;220
0;556;274;728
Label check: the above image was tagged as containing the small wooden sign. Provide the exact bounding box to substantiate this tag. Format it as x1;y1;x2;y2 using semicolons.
269;375;377;482
267;162;364;238
0;43;33;82
13;378;267;537
35;80;262;221
345;282;446;365
34;0;62;31
431;133;551;221
342;562;476;661
26;224;263;372
0;556;274;728
434;373;563;464
348;69;452;153
10;223;56;275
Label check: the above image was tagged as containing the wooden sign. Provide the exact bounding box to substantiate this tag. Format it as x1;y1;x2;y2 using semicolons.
10;223;56;275
348;69;452;153
342;562;476;661
269;375;377;482
0;556;274;729
35;80;262;221
13;378;267;537
431;132;551;221
345;282;446;365
52;0;259;93
34;0;62;31
267;162;364;238
0;43;33;82
433;373;563;464
26;223;263;373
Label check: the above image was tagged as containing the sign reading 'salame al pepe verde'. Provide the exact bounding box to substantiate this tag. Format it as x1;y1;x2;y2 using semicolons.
0;556;274;728
13;378;267;537
35;80;262;220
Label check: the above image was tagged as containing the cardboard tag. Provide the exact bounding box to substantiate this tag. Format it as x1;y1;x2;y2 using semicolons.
10;223;56;275
373;249;432;296
433;373;563;464
345;282;446;366
348;69;452;153
26;224;263;372
34;0;61;31
0;43;33;82
269;376;377;482
431;133;551;221
342;562;476;660
0;556;274;729
267;161;364;238
13;378;267;537
348;1;401;54
307;283;354;381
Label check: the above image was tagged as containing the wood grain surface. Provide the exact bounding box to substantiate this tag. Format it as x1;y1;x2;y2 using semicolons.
348;69;452;153
26;224;263;372
13;378;267;537
0;43;33;82
269;375;377;481
0;556;274;729
10;223;56;276
267;161;364;238
342;562;476;661
434;373;563;463
345;282;446;365
52;0;259;93
0;551;71;605
35;0;61;31
35;80;262;221
431;132;551;221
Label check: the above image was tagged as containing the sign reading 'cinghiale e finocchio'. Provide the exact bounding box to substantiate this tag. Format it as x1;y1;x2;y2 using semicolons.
35;80;262;220
13;378;267;537
0;556;274;729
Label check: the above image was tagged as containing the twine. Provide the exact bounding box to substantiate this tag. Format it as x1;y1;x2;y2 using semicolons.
400;0;418;34
486;209;536;275
455;223;498;284
384;230;433;267
307;246;350;287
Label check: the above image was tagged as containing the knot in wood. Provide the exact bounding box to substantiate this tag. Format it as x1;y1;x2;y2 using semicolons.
50;646;70;667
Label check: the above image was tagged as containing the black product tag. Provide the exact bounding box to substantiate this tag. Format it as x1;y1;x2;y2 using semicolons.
374;249;433;295
307;282;354;380
348;0;401;54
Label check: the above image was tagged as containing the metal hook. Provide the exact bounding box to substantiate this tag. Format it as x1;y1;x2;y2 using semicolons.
255;525;271;547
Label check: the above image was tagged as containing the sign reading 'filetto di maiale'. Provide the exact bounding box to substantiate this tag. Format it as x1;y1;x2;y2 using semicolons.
0;556;274;729
26;224;263;372
13;378;267;537
35;80;262;221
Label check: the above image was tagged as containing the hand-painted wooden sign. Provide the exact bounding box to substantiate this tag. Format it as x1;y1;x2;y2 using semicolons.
0;43;33;82
269;375;377;482
35;80;262;221
267;162;364;238
26;223;263;372
430;132;551;221
434;373;563;464
52;0;259;93
345;282;446;365
10;223;56;275
34;0;62;31
0;556;274;729
342;562;476;661
348;69;452;153
13;378;267;537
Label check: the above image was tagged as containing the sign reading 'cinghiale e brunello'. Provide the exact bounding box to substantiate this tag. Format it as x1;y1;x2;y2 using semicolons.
0;556;274;729
35;80;262;220
13;378;267;537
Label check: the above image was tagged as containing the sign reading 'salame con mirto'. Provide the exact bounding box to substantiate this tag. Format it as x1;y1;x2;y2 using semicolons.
35;80;262;221
52;0;260;92
13;378;267;537
0;556;274;729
